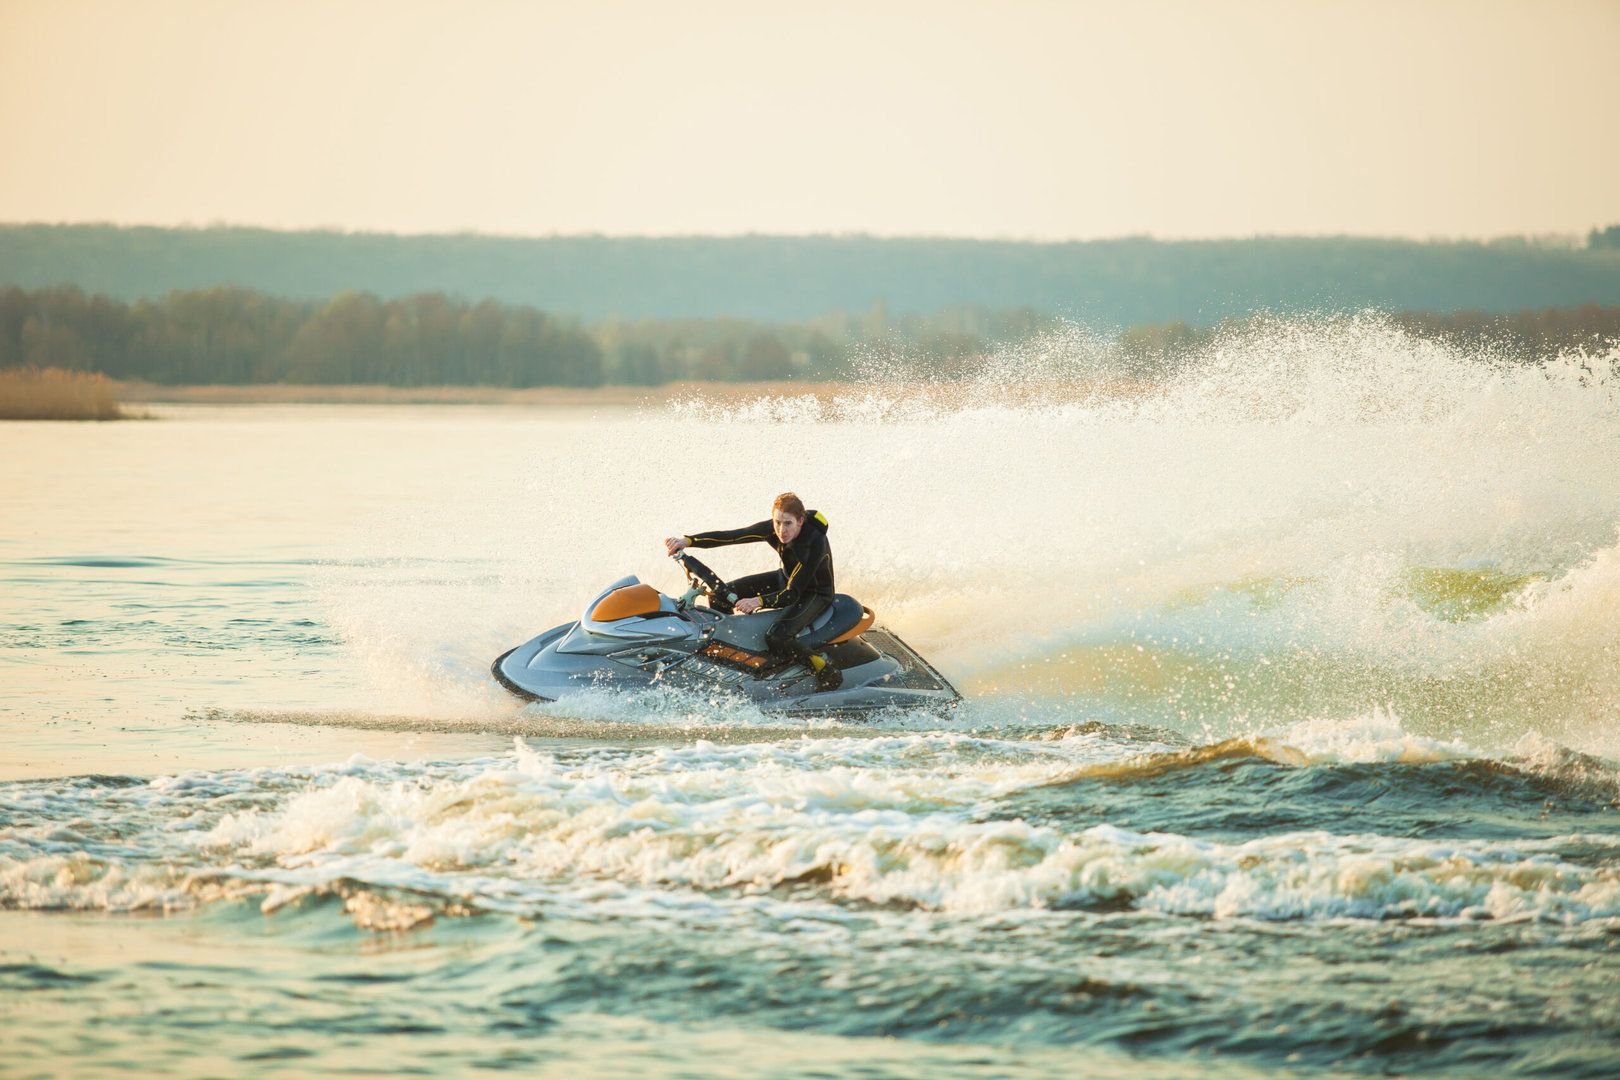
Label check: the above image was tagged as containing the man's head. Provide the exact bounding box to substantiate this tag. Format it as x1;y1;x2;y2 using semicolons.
771;492;805;544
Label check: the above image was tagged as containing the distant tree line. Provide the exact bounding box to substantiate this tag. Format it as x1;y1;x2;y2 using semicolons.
0;285;1052;386
2;283;1614;387
1390;304;1620;361
1115;305;1620;375
596;302;1051;384
0;286;604;386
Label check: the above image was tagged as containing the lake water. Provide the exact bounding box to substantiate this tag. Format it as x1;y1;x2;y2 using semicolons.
4;324;1620;1077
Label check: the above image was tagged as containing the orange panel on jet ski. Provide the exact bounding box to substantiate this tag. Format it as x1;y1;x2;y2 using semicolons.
591;584;662;622
829;606;875;644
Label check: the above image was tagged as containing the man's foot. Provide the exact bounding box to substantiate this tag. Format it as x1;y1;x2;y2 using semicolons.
810;653;842;692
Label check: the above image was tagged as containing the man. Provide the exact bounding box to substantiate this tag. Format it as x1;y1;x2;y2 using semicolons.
665;492;841;690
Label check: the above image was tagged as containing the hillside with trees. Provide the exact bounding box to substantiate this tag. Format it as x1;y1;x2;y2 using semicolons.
3;225;1618;326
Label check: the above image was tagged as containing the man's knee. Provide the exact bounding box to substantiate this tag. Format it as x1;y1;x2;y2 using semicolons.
767;603;828;654
766;621;814;660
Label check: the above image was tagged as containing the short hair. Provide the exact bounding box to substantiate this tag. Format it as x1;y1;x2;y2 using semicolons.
772;492;806;519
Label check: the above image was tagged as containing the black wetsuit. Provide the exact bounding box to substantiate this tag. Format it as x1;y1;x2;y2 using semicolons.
685;512;834;661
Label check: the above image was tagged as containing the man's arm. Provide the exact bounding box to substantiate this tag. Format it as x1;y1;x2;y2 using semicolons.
684;521;775;549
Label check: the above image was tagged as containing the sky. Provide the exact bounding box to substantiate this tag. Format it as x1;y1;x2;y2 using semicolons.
1;0;1617;241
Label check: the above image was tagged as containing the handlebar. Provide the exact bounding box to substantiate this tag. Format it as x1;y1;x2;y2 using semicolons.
669;549;736;613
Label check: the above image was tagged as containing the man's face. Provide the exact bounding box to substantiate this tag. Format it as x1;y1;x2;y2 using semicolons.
772;511;803;544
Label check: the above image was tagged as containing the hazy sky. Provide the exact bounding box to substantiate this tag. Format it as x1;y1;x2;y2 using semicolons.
2;0;1616;240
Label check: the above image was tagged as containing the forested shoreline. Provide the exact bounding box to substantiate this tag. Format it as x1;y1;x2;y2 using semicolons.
1;284;1616;389
0;287;606;387
0;285;1047;386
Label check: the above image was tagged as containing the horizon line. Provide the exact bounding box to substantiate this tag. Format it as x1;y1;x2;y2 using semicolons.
0;219;1606;249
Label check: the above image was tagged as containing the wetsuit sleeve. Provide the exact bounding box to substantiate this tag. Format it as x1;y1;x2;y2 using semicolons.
686;520;775;548
760;533;830;608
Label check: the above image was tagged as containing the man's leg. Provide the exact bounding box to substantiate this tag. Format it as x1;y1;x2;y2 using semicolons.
764;595;840;689
713;571;784;614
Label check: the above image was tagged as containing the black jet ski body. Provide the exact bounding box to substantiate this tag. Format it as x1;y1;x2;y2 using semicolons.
491;553;959;717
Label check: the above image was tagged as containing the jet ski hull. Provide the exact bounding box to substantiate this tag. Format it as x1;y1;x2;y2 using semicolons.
491;574;959;718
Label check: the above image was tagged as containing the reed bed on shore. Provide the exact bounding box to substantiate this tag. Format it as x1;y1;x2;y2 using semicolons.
0;366;126;420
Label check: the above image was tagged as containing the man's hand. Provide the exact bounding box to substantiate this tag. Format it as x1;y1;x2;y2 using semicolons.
665;536;690;555
734;597;762;615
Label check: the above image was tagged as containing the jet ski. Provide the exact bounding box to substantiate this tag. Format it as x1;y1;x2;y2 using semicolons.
491;551;960;717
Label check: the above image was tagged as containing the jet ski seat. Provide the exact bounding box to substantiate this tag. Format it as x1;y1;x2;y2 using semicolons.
799;593;875;648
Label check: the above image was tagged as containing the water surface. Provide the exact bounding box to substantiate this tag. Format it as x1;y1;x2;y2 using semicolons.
4;327;1620;1077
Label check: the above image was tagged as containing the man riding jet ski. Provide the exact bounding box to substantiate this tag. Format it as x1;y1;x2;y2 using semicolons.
665;492;841;689
489;495;959;717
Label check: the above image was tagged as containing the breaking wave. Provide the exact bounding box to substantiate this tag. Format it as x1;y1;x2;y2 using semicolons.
7;717;1618;926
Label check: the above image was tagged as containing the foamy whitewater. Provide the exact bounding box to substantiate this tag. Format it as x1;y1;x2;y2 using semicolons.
3;318;1619;1077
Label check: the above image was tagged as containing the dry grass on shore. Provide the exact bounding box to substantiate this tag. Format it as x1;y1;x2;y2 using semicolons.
2;375;1154;415
118;382;669;406
111;380;821;406
112;378;1153;408
0;366;127;420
